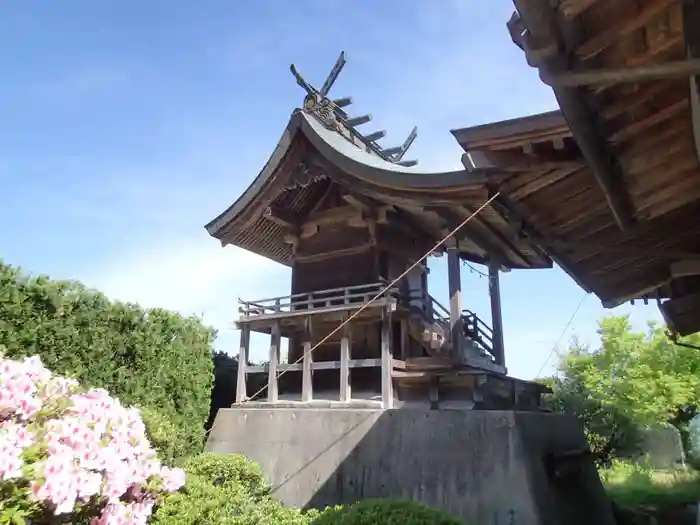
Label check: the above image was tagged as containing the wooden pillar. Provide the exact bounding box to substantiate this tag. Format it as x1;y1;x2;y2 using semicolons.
400;318;410;360
340;324;352;402
446;239;463;363
381;309;394;409
488;261;506;367
235;325;250;404
301;317;314;402
267;322;281;403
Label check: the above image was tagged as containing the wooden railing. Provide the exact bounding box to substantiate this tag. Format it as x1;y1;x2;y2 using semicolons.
462;309;494;357
428;295;450;326
238;281;399;318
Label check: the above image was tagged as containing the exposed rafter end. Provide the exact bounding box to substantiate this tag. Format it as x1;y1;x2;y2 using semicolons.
333;96;353;108
346;114;372;127
381;126;418;162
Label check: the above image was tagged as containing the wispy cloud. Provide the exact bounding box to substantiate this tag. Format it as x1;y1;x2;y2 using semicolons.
11;0;662;377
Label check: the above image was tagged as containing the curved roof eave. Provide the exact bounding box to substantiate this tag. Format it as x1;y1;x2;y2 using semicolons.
205;110;496;238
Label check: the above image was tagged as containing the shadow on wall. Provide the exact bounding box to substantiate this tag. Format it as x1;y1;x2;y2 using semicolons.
207;408;617;525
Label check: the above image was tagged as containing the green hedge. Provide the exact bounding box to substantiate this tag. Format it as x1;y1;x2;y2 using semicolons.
153;453;312;525
310;500;464;525
0;261;214;458
153;453;466;525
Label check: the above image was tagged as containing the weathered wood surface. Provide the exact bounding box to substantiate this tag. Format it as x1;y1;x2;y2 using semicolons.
455;0;700;334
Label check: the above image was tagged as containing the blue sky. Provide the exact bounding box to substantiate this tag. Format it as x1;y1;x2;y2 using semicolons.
0;0;661;379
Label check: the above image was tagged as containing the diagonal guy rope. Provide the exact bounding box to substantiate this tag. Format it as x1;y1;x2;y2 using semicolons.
535;290;588;379
232;192;501;408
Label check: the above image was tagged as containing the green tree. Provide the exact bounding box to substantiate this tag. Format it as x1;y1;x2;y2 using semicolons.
0;260;215;458
542;315;700;465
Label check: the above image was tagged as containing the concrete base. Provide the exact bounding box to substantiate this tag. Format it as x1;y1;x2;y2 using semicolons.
207;408;615;525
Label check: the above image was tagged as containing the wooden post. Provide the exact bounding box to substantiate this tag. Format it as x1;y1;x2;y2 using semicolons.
400;318;410;360
381;309;394;409
267;321;281;403
339;324;352;402
301;317;314;402
446;239;463;364
235;325;250;404
488;261;506;367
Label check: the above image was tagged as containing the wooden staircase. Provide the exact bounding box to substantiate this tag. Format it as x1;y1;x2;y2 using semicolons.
406;294;506;375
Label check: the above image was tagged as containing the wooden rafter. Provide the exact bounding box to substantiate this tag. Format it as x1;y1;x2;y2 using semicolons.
575;0;678;61
543;60;700;88
513;0;637;231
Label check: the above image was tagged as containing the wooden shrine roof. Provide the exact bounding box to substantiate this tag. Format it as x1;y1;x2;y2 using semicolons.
205;109;552;271
453;0;700;335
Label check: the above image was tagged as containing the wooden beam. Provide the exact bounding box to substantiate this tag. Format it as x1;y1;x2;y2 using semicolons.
446;240;463;365
557;0;598;19
610;98;688;143
267;321;281;403
575;0;678;61
301;317;313;402
339;324;351;402
235;326;250;404
464;150;583;172
514;0;637;231
294;243;373;264
670;260;700;279
342;193;376;211
459;204;537;268
431;206;516;267
602;279;672;309
488;261;505;367
659;291;700;336
380;309;394;409
490;194;592;293
543;60;700;88
601;81;674;122
306;204;359;226
263;206;299;230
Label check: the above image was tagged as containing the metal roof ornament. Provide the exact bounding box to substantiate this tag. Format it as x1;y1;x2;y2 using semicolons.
289;51;419;166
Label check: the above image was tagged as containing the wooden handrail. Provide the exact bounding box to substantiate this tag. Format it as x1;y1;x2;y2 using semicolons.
239;282;400;317
238;281;388;306
429;296;450;321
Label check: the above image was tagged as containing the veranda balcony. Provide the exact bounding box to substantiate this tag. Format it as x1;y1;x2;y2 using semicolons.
236;281;400;332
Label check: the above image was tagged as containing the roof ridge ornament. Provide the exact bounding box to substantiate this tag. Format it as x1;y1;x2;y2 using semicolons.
289;51;419;167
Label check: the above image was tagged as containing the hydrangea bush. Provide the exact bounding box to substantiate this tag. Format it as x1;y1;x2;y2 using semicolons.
0;355;186;525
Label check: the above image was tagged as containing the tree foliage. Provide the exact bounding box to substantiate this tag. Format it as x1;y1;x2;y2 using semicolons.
542;315;700;466
0;260;215;458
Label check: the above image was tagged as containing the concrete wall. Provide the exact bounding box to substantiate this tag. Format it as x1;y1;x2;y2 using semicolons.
207;408;615;525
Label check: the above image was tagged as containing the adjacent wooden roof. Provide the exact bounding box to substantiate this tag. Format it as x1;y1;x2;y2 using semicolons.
205;109;552;270
452;0;700;334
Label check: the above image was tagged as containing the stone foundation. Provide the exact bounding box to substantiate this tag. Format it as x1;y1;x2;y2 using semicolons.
207;408;615;525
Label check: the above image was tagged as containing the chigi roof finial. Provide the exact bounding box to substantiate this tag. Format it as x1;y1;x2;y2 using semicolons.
290;51;418;167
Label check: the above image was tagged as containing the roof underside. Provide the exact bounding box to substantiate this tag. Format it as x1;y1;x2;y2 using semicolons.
454;0;700;335
206;110;552;270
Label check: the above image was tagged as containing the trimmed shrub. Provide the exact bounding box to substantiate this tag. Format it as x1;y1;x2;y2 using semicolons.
180;453;270;499
0;261;214;458
152;453;315;525
139;405;192;466
310;499;465;525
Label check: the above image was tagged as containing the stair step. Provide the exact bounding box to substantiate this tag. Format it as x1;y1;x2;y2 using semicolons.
403;357;454;370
